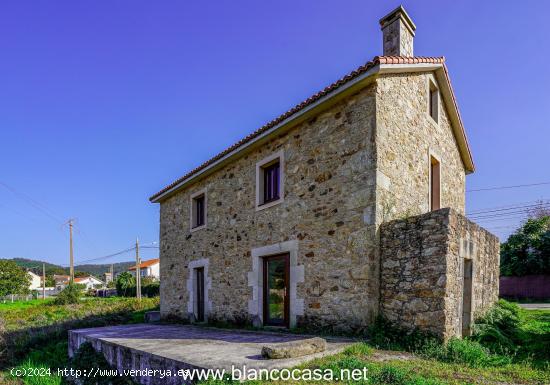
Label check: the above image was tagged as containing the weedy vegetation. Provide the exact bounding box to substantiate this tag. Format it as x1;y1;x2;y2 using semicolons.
0;296;158;385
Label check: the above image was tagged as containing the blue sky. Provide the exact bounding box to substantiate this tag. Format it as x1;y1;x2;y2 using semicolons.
0;0;548;266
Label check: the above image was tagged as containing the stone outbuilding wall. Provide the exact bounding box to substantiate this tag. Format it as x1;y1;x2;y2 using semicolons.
380;208;499;340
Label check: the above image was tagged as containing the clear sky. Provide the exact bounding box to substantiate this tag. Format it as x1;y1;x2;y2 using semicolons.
1;0;549;266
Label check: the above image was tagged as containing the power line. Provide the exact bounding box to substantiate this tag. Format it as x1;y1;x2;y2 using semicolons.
467;200;550;215
0;181;65;224
467;181;550;192
469;206;550;220
472;215;528;223
76;246;136;264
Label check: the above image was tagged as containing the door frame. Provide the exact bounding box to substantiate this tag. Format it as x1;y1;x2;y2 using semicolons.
262;253;290;328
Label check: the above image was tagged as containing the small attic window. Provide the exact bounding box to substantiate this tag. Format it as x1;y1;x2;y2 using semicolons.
428;80;439;123
190;189;207;231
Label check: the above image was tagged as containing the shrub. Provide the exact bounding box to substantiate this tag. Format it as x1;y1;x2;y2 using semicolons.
53;283;84;305
426;337;511;367
115;272;135;297
470;299;520;355
369;315;512;368
142;281;160;297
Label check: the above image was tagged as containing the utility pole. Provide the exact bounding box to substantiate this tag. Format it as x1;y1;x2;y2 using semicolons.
42;263;46;300
135;238;141;301
69;219;74;282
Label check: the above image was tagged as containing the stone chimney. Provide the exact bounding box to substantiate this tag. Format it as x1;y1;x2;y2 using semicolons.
379;5;416;57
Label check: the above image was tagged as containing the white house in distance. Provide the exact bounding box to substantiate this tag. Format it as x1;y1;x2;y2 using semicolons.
74;276;104;290
128;258;160;280
27;271;42;290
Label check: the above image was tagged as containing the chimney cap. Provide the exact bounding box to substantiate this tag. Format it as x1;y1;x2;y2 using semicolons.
379;5;416;36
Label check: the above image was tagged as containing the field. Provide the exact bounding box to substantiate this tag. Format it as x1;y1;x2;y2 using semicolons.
0;296;159;385
0;298;548;385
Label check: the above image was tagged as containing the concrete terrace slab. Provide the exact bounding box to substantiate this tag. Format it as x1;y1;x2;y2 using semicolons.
68;324;354;384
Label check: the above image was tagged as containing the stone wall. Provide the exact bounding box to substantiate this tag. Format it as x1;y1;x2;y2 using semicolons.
159;83;379;332
380;208;499;340
375;72;466;226
157;69;482;334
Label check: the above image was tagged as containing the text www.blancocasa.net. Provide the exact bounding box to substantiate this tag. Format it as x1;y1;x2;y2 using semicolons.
12;366;370;382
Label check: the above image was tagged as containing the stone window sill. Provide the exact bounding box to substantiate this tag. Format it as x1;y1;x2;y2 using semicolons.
255;197;284;212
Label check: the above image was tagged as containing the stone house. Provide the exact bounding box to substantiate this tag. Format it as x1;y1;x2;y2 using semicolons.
149;6;499;340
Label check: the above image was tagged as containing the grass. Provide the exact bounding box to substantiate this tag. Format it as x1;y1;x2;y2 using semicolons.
2;298;548;385
198;301;550;385
0;296;159;385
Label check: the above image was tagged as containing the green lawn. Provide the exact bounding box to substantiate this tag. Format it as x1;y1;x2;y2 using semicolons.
0;296;159;385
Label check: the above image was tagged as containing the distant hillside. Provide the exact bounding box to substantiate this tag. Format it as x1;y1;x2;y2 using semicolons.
7;258;67;276
4;258;134;278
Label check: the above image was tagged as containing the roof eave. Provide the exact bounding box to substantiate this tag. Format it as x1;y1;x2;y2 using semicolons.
150;57;474;203
149;63;381;203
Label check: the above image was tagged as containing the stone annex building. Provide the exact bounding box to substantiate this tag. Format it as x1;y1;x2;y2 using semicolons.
150;6;500;340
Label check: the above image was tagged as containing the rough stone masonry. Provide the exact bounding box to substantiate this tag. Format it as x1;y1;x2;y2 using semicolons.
380;208;500;340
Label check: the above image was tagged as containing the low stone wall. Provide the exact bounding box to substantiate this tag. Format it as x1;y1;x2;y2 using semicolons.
380;208;499;340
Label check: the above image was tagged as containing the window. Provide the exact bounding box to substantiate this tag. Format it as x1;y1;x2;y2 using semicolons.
194;195;205;227
428;80;439;123
256;150;284;210
263;162;280;203
190;189;207;231
430;155;440;211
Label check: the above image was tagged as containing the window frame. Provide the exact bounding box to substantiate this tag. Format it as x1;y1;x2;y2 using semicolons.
256;150;285;211
428;77;440;124
190;188;207;232
263;161;280;204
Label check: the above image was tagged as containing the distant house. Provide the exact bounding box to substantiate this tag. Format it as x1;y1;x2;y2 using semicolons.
27;271;42;290
74;276;104;290
129;258;160;280
53;274;70;290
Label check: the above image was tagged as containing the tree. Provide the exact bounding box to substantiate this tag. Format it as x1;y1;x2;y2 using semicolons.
45;275;56;287
500;216;550;276
527;200;550;219
0;260;31;297
116;272;135;296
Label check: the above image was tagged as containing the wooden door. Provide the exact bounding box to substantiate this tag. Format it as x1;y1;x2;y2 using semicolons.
263;253;290;327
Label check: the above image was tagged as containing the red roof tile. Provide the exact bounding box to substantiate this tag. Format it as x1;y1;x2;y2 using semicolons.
129;258;160;270
149;56;452;202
